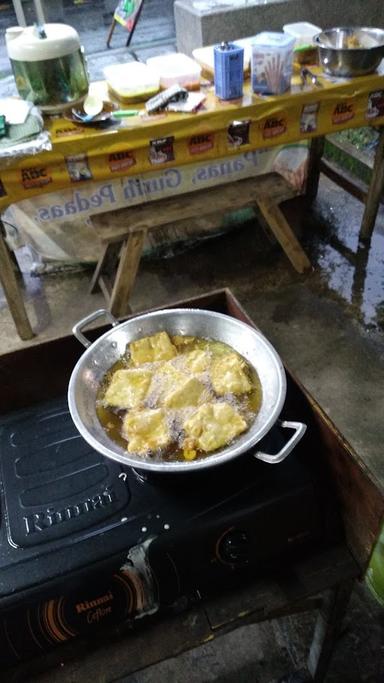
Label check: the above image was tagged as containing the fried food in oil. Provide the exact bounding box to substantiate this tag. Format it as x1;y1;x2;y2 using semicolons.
163;376;209;409
98;332;261;461
122;408;171;454
210;352;252;395
183;402;247;453
104;368;152;409
129;331;177;366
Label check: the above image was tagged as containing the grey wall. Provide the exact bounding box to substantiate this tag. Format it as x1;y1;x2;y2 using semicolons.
175;0;384;54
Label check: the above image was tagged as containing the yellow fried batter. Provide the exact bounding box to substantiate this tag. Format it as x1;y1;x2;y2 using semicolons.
163;376;209;409
210;352;252;396
148;362;186;404
104;368;152;410
183;402;247;453
178;349;211;374
171;335;196;347
122;408;171;454
129;331;177;366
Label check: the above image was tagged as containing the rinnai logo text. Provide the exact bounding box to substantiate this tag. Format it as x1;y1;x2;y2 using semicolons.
76;591;114;615
262;117;287;139
23;487;116;534
332;102;355;124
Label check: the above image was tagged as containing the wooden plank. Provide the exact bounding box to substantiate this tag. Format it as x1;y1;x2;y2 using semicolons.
284;374;384;571
319;158;368;204
109;230;146;317
98;274;114;299
90;173;307;310
89;242;122;294
308;579;355;682
10;607;213;683
204;546;358;633
90;174;296;244
360;125;384;241
0;225;34;341
256;199;311;273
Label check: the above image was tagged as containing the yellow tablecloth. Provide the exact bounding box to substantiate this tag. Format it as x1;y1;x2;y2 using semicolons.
0;66;383;210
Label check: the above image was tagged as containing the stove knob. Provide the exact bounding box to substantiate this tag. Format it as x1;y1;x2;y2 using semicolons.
217;529;250;565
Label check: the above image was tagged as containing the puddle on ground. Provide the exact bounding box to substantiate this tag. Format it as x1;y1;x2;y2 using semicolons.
310;200;384;331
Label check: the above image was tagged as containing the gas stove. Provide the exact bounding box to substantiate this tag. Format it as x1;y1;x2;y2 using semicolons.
0;393;343;668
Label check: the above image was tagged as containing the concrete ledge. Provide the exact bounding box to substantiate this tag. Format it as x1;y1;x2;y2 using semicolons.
175;0;384;54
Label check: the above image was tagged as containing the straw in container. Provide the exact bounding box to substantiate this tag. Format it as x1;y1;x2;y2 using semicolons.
251;32;295;95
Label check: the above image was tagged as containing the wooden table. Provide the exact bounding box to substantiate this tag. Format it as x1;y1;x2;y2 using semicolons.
2;289;384;682
1;69;384;339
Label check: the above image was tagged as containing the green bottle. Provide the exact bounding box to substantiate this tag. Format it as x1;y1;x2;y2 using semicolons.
366;529;384;606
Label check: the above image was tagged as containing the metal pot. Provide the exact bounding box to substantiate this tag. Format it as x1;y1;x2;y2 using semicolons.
68;308;306;473
314;27;384;77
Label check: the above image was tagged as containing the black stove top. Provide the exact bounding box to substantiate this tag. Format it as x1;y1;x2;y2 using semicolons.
0;395;343;667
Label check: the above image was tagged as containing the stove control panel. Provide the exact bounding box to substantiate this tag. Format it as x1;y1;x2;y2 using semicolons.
216;528;250;566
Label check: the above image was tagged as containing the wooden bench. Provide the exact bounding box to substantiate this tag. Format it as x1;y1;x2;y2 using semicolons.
89;173;312;317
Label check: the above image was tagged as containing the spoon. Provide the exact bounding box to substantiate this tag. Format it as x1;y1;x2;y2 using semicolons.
300;68;322;89
81;94;104;122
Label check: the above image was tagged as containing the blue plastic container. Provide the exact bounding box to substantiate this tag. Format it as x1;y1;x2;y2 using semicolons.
214;42;244;100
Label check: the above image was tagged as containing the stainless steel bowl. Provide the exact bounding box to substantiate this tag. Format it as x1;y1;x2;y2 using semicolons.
314;27;384;77
68;308;306;473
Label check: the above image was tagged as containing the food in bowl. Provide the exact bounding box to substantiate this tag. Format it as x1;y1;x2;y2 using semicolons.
96;331;262;462
345;34;362;49
314;27;384;77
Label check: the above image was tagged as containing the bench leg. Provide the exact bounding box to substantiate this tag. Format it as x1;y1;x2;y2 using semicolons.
89;242;122;295
256;199;312;274
359;125;384;242
307;578;355;682
109;231;145;318
0;223;34;340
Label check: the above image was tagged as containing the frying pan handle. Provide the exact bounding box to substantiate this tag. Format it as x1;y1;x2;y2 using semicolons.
253;421;307;464
72;309;120;347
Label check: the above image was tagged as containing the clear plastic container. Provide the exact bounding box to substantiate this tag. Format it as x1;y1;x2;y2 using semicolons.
103;62;160;103
251;32;295;95
283;22;321;64
283;22;322;49
193;39;252;77
146;53;202;90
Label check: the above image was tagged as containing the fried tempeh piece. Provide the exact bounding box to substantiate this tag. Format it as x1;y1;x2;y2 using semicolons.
177;349;211;374
104;368;152;409
163;376;210;409
210;352;252;396
183;401;247;453
129;331;177;366
122;408;171;454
